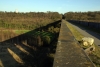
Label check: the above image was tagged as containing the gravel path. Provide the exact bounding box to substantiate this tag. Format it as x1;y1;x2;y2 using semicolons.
67;22;100;46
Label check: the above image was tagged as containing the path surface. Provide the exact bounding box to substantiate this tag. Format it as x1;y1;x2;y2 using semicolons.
67;21;100;46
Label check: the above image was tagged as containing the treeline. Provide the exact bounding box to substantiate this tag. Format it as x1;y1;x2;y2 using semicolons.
64;11;100;22
0;11;62;30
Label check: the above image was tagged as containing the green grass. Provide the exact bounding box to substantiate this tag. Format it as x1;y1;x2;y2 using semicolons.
13;30;30;34
0;29;55;42
13;30;54;40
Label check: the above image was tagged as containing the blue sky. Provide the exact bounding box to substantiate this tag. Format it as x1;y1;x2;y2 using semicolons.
0;0;100;14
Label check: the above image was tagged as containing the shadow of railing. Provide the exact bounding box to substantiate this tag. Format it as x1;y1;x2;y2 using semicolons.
0;20;61;67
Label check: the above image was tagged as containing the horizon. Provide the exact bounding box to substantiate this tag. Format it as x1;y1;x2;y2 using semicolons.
0;10;100;14
0;0;100;14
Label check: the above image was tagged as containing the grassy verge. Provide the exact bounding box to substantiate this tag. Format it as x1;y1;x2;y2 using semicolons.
66;22;84;41
66;21;100;67
71;22;100;34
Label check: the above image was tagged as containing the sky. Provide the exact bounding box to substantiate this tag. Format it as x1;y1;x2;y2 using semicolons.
0;0;100;14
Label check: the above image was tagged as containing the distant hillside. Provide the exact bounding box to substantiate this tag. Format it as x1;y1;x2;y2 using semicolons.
64;11;100;22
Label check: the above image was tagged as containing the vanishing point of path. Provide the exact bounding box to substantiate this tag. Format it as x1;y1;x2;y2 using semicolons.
67;21;100;46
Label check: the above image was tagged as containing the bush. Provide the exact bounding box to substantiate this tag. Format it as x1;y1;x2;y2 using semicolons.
36;35;43;47
43;36;51;45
